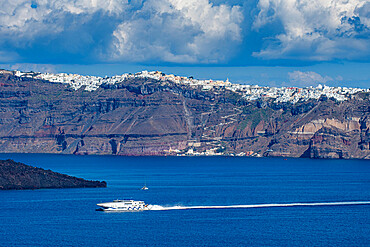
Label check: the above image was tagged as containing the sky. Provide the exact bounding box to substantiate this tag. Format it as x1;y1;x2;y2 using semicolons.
0;0;369;87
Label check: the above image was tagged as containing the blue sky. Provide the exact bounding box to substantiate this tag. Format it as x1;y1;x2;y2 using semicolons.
0;0;369;87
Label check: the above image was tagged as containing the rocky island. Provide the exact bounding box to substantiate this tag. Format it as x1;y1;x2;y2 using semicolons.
0;159;107;190
1;69;370;159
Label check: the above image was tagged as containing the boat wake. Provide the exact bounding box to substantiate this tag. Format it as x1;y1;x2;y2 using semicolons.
148;201;370;211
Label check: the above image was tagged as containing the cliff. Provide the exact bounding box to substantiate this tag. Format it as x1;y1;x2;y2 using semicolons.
0;72;370;159
0;159;107;190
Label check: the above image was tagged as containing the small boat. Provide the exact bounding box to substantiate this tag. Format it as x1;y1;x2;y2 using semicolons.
96;199;149;211
141;180;149;190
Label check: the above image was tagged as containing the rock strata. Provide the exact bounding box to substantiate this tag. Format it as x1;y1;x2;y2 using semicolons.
0;159;107;190
1;72;370;159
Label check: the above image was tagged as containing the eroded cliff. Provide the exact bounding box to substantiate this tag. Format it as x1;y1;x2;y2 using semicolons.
1;73;370;159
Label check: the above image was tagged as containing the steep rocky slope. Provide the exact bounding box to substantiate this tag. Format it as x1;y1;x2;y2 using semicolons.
0;72;370;159
0;159;107;190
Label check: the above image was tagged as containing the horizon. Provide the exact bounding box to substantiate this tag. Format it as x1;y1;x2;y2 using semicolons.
0;1;369;88
3;64;370;90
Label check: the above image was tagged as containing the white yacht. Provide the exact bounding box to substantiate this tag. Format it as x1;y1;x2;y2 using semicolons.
96;199;149;211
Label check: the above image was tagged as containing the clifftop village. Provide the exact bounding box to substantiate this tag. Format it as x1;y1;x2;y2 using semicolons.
1;69;370;157
2;69;368;104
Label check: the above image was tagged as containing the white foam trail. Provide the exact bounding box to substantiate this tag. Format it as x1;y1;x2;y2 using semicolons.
148;201;370;211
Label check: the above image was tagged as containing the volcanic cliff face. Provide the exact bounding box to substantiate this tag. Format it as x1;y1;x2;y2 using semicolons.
0;73;370;159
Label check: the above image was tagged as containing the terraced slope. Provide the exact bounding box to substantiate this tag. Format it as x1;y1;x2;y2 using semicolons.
1;73;370;159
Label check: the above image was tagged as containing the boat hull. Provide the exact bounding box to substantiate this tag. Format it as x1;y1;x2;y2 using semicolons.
96;199;149;212
96;207;149;212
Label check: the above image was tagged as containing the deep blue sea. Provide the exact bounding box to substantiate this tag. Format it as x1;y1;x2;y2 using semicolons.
0;154;369;246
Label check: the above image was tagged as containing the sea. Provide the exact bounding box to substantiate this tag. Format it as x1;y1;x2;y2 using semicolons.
0;154;369;246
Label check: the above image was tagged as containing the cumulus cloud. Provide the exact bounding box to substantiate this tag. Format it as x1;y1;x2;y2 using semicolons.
288;71;334;87
110;0;243;63
0;0;243;64
253;0;370;61
0;0;126;37
0;0;128;63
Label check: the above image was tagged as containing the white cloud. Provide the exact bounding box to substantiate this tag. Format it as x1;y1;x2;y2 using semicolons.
0;0;243;64
110;0;243;63
288;71;333;87
0;0;127;39
0;0;130;59
253;0;370;61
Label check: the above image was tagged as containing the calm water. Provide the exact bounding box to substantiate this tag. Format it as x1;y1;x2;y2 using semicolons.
0;154;369;246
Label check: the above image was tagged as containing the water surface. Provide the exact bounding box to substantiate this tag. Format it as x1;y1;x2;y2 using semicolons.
0;154;369;246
